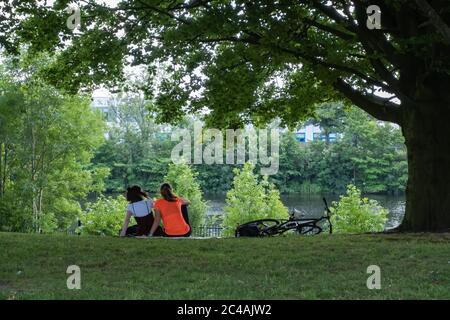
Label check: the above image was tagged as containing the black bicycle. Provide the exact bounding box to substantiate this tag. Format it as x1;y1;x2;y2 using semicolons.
235;198;333;237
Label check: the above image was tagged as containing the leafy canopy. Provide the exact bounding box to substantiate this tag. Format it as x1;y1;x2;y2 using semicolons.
3;1;449;128
0;57;106;232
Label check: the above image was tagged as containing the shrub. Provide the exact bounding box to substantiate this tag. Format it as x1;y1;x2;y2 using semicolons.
222;162;289;235
330;184;388;233
164;163;208;229
77;195;129;236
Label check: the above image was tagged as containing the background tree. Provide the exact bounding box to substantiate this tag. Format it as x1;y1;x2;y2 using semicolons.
1;0;447;230
310;102;346;144
0;58;106;232
222;162;288;235
92;95;174;193
271;131;316;193
93;100;407;196
310;105;408;194
164;162;207;230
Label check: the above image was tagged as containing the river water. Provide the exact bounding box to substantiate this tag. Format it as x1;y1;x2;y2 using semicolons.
204;193;405;229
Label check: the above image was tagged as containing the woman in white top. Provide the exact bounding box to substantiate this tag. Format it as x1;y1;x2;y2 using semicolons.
119;185;162;237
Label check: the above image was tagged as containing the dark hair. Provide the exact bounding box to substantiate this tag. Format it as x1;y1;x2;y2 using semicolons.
160;183;177;202
126;185;148;203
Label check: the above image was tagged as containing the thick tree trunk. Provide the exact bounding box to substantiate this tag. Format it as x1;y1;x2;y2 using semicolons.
400;105;450;232
0;142;3;195
2;145;7;195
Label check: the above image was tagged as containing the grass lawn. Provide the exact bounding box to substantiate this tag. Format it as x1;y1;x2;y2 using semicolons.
0;232;449;299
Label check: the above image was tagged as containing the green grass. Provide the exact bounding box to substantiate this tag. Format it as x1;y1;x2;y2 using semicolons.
0;232;449;299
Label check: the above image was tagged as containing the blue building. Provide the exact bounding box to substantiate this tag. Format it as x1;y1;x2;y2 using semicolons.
295;124;337;143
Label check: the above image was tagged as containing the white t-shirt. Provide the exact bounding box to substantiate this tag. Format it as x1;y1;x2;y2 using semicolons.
127;199;153;217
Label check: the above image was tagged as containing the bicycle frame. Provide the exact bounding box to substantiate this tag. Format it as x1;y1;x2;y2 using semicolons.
264;215;332;236
235;198;333;237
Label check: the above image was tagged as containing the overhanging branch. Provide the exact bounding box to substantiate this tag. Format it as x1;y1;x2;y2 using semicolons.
334;78;402;124
415;0;450;44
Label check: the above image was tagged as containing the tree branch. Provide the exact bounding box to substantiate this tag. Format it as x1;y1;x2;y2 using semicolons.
136;0;191;25
311;1;358;33
301;17;355;41
352;1;403;67
264;43;393;92
333;78;402;124
176;29;394;93
415;0;450;44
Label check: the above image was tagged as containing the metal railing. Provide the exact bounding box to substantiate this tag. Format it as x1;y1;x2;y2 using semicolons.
192;225;224;237
68;220;225;238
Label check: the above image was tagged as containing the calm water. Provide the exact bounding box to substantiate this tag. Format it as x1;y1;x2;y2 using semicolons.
204;193;405;229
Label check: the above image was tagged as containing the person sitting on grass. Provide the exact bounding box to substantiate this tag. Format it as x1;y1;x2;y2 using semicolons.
119;185;162;237
149;183;191;238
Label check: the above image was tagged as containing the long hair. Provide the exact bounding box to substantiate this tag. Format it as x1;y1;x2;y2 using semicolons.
160;183;177;202
126;185;148;203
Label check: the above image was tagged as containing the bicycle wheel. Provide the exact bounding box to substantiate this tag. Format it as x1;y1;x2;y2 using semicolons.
297;224;322;235
316;217;332;234
235;219;280;237
269;220;298;236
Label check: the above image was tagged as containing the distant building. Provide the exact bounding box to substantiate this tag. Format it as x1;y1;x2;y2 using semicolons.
91;95;172;140
92;96;111;114
295;124;337;143
92;96;337;143
92;96;114;122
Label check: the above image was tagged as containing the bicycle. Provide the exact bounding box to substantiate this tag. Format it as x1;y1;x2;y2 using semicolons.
235;198;333;237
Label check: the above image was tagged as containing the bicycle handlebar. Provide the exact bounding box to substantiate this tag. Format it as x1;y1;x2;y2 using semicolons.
323;197;332;216
322;197;333;234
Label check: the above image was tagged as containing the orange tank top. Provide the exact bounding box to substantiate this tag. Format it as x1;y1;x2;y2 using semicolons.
153;198;190;236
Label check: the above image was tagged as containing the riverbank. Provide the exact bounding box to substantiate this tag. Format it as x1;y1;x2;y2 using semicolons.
1;232;449;299
205;193;406;228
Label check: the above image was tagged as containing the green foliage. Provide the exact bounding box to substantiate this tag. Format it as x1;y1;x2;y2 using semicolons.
49;198;83;232
6;0;444;131
93;103;407;196
164;163;207;229
223;162;288;235
194;164;236;194
91;94;175;193
77;195;128;236
271;104;407;195
0;190;32;232
0;55;106;233
330;185;388;234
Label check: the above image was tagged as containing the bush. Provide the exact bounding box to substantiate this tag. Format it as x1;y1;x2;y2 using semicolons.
49;198;83;232
330;184;388;233
164;163;208;229
77;195;129;236
222;162;289;235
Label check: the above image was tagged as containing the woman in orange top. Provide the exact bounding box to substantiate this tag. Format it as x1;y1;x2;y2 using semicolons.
150;183;191;237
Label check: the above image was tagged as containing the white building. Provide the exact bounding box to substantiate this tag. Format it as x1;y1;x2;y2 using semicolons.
92;96;114;122
295;124;337;143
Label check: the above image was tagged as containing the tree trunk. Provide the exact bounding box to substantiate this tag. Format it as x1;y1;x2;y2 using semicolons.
31;127;39;233
400;104;450;232
2;145;8;195
38;188;43;234
0;142;3;195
